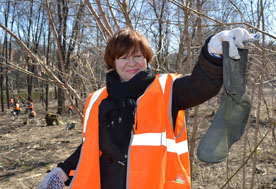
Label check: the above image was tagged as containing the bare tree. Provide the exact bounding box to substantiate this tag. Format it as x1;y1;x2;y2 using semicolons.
147;0;170;71
1;0;12;111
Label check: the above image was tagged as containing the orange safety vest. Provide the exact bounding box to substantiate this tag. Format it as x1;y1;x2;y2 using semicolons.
29;102;34;109
14;103;20;110
70;74;190;189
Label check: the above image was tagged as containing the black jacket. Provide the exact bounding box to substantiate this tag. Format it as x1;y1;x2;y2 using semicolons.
58;36;223;187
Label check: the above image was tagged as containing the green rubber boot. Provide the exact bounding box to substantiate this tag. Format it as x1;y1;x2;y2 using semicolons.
197;41;250;163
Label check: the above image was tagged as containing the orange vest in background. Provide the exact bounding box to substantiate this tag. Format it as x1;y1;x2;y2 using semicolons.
70;74;190;189
14;103;20;110
29;102;34;109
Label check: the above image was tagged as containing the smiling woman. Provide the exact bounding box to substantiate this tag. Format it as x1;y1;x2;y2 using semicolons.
39;27;257;189
104;28;153;70
114;48;147;82
103;28;153;82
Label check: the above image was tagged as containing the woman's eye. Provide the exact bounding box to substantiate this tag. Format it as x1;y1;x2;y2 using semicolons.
119;56;127;60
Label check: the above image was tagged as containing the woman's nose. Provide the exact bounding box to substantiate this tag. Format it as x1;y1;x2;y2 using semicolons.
127;57;136;65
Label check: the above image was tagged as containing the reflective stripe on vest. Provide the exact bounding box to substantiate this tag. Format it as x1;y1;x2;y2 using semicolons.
131;132;188;155
127;73;190;189
82;87;105;141
70;74;190;189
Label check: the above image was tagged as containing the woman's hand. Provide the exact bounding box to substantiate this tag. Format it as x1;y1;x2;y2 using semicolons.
38;167;68;189
208;28;260;59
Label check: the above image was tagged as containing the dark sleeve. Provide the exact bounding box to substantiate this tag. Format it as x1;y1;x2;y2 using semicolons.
57;143;82;186
172;36;223;126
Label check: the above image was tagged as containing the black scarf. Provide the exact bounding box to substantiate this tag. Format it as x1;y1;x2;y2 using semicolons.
99;69;155;155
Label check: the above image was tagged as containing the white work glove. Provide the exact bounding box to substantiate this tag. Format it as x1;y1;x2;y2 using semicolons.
208;28;260;59
38;167;68;189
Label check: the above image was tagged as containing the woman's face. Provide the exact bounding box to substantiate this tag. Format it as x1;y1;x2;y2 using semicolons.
115;48;147;82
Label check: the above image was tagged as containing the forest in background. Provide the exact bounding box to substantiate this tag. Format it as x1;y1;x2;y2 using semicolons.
0;0;276;188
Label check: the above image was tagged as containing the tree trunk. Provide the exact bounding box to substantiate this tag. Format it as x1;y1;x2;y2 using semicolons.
1;36;7;112
27;65;34;102
44;17;52;112
45;84;49;111
26;2;33;103
0;48;3;111
57;87;65;114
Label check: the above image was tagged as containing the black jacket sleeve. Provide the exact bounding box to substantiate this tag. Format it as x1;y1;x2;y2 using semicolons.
171;36;223;126
57;143;82;186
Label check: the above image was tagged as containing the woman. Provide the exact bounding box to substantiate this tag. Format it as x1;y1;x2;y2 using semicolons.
39;27;257;189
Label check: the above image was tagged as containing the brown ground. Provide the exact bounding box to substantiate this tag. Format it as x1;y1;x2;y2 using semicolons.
0;98;275;189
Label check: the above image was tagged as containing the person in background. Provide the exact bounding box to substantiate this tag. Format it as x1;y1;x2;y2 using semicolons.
13;101;20;118
29;110;37;118
28;101;34;112
68;105;73;115
15;96;20;104
10;98;14;108
39;27;258;189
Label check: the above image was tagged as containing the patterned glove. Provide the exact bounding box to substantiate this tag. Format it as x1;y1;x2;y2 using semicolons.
38;167;68;189
208;28;260;59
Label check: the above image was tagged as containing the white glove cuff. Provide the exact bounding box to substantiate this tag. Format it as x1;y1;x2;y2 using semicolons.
208;36;223;58
55;167;69;183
